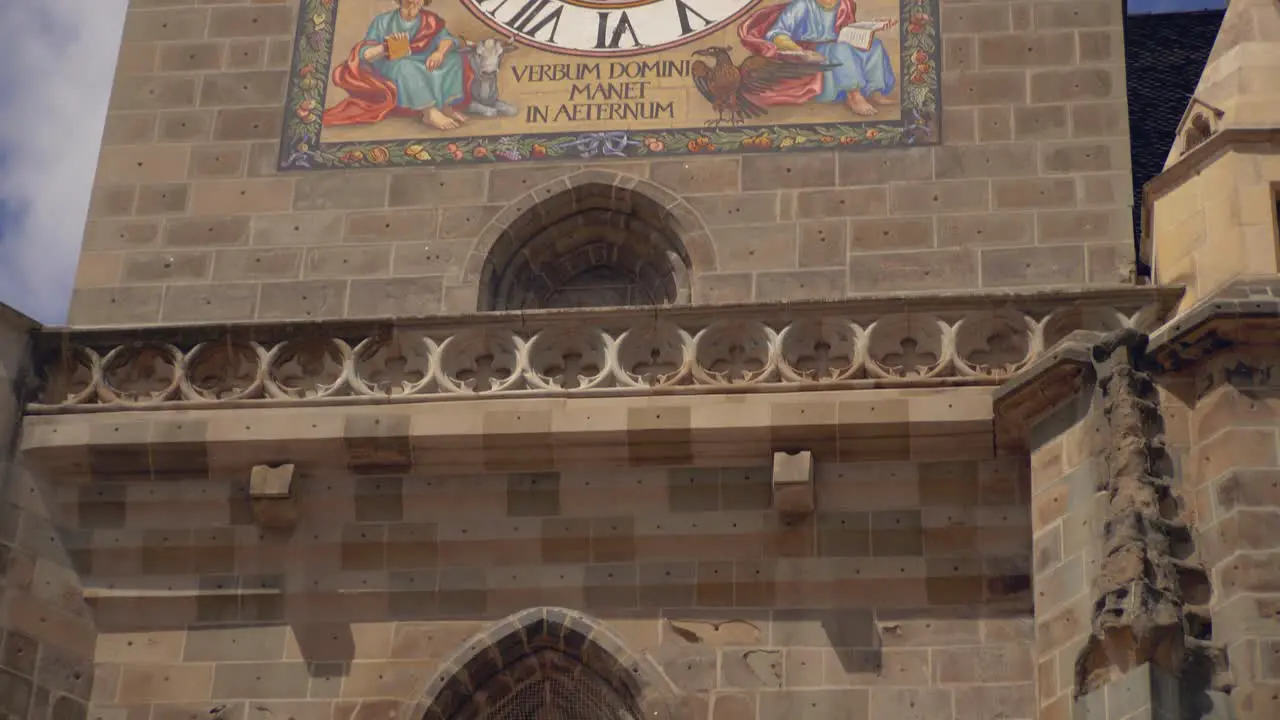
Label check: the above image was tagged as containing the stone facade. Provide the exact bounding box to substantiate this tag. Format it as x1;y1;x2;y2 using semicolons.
71;0;1136;326
1183;344;1280;719
8;289;1168;720
70;459;1035;718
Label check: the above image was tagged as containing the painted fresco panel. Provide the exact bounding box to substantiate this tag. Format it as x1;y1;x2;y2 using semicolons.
281;0;940;169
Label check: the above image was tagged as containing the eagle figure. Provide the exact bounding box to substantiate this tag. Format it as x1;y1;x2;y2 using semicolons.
691;46;836;128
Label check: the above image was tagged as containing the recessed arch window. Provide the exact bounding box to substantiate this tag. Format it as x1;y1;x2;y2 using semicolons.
478;183;692;312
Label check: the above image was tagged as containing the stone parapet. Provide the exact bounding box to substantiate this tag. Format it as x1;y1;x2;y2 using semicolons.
29;287;1178;415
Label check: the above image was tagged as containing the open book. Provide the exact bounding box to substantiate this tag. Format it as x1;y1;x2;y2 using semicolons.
386;34;412;61
838;21;885;51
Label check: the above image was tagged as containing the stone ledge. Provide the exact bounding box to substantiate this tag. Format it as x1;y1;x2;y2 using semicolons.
20;387;997;478
27;287;1177;414
993;278;1280;451
1146;276;1280;373
81;586;281;601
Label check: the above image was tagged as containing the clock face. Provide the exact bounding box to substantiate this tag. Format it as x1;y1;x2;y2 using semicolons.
459;0;764;57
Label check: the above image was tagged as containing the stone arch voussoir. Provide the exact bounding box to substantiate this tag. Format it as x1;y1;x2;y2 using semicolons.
410;607;679;720
458;169;717;312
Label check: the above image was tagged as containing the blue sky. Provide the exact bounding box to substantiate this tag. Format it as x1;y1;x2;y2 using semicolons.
0;0;1228;325
0;0;128;325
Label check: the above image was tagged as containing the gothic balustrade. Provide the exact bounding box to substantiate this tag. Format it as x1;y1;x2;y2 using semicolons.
28;289;1179;413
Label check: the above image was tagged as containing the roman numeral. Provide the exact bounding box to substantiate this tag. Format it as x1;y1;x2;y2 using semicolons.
505;0;564;43
675;0;713;36
472;0;511;12
594;11;641;49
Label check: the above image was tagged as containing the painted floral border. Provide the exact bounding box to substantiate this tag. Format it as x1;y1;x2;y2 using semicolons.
278;0;941;170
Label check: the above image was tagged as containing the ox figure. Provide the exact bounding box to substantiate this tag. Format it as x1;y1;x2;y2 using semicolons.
461;37;520;118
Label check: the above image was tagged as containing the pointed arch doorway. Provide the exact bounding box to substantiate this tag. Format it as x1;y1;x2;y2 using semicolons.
466;650;639;720
416;607;676;720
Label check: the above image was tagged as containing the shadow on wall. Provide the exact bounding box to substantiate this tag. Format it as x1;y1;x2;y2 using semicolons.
73;461;1035;716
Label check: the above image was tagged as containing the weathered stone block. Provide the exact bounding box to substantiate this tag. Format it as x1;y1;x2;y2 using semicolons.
225;39;268;70
934;143;1039;179
742;153;835;191
849;249;979;292
249;463;297;529
257;279;347;320
982;245;1087;287
157;41;224;72
772;452;814;520
715;224;797;272
979;32;1077;67
942;69;1028;107
755;269;847;302
188;144;248;179
212;107;284;142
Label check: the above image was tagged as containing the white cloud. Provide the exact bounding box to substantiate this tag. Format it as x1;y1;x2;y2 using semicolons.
0;0;128;325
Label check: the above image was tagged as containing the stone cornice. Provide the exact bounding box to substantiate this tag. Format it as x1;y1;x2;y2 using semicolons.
1146;278;1280;371
19;386;999;479
1138;126;1280;271
994;278;1280;450
26;286;1179;415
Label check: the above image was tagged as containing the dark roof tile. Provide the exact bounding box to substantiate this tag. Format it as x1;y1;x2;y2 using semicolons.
1125;9;1225;269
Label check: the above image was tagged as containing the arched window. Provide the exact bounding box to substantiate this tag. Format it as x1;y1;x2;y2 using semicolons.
1181;112;1212;155
478;183;692;312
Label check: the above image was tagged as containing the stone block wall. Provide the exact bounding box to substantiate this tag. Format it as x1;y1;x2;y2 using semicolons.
0;309;99;720
1185;349;1280;719
71;0;1136;327
1027;386;1104;720
1148;150;1280;313
76;458;1034;719
0;306;29;482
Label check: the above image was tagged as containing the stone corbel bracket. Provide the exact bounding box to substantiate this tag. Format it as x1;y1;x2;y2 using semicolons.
771;450;814;520
992;330;1103;454
249;463;298;530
